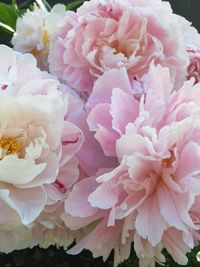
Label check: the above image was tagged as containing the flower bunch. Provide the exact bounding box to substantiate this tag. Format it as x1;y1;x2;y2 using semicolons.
1;0;200;266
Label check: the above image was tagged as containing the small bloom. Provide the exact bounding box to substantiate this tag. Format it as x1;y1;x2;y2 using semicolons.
12;3;67;70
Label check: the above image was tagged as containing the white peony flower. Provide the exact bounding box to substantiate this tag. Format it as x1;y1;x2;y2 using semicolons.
12;3;67;70
0;45;84;252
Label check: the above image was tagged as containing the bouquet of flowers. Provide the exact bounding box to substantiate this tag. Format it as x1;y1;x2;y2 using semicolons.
1;0;200;266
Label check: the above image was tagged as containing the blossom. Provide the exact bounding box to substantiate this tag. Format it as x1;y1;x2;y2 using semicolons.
48;0;190;97
0;45;84;252
64;64;200;266
12;3;67;70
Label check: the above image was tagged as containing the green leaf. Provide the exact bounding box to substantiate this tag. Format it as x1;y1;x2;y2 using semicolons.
66;0;84;10
0;2;18;30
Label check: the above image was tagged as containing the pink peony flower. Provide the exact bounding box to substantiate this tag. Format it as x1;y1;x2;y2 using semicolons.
64;64;200;266
0;45;84;252
49;0;190;97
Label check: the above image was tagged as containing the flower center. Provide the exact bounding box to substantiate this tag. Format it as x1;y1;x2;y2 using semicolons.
113;44;128;57
114;46;122;54
0;136;21;159
31;30;50;56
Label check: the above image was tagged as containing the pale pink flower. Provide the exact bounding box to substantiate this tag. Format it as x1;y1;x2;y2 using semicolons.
64;64;200;266
49;0;190;96
12;3;67;70
0;45;84;252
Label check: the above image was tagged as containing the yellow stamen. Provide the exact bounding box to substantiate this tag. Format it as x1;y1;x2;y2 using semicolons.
113;45;128;57
0;136;20;158
31;30;50;56
42;30;49;46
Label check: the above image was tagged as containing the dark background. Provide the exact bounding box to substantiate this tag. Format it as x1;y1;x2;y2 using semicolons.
165;0;200;32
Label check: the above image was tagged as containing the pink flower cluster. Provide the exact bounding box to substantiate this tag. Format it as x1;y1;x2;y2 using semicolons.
2;0;200;265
